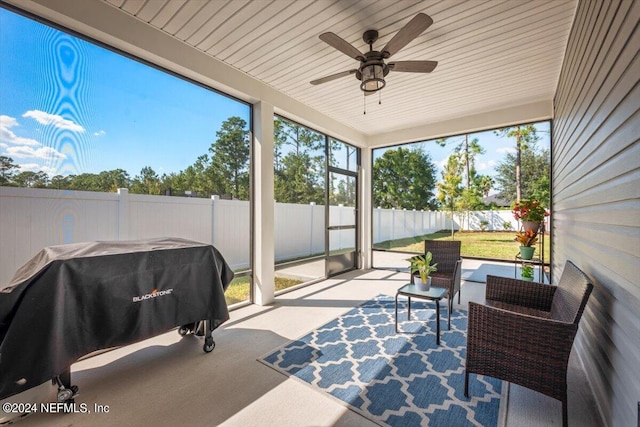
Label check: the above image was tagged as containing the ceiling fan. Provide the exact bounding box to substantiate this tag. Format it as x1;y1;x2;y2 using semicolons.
310;13;438;94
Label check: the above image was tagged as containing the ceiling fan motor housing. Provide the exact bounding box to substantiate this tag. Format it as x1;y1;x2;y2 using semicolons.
356;51;390;81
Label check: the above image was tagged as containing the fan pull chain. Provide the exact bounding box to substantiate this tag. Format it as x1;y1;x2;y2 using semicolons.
363;91;383;114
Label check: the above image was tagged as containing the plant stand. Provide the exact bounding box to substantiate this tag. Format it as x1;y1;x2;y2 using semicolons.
514;222;546;283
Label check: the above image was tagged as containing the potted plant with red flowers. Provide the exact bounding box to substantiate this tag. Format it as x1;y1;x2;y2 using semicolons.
511;199;548;232
515;229;538;259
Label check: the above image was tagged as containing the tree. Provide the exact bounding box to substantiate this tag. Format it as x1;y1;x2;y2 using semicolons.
494;125;540;202
435;135;490;229
273;117;326;204
274;117;324;157
456;167;492;229
329;174;356;206
0;156;19;185
275;153;324;204
131;166;161;195
436;135;485;190
373;147;438;210
209;116;250;199
97;169;131;192
273;117;287;172
494;144;550;207
528;168;550;206
437;155;463;237
478;175;494;197
165;154;223;197
50;175;71;189
68;173;101;191
13;170;49;188
161;171;184;196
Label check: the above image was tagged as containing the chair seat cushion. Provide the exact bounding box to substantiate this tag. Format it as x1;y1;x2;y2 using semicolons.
485;299;552;319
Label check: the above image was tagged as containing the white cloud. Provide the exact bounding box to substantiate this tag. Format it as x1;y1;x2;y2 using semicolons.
0;115;18;128
436;158;449;170
94;130;106;136
6;145;66;160
0;113;67;175
476;160;497;171
18;163;58;175
23;110;85;132
0;115;41;147
496;147;516;154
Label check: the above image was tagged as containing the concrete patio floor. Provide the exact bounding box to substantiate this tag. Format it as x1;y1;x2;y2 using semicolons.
277;251;547;284
2;256;599;426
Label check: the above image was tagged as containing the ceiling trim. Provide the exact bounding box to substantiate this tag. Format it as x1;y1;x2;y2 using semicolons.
367;100;553;148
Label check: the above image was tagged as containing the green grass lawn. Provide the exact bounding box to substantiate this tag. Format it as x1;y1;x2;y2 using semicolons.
225;230;549;305
225;275;303;305
374;230;550;263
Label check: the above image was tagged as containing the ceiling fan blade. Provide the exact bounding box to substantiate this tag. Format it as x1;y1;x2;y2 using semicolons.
319;32;365;60
389;60;438;73
382;13;433;57
310;69;358;85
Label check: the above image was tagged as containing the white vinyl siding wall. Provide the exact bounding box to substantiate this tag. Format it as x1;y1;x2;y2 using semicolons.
551;1;640;426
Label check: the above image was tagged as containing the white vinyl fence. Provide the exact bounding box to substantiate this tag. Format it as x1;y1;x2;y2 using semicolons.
451;210;518;232
374;208;449;243
0;187;354;284
275;202;324;261
1;186;517;285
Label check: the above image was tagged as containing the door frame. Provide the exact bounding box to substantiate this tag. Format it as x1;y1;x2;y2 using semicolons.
325;140;360;277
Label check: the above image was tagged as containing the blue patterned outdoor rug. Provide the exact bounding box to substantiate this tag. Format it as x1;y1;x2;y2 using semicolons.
260;295;504;427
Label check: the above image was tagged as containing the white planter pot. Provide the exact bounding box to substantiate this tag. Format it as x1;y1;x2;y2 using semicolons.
415;276;431;291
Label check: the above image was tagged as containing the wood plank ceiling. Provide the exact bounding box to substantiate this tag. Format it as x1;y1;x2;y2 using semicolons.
104;0;577;137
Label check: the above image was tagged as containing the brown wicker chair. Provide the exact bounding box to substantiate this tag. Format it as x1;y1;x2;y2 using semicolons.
464;260;593;427
410;240;462;324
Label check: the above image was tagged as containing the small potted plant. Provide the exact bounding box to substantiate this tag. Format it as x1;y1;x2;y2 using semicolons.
407;252;438;291
521;264;534;281
511;199;549;232
515;229;538;259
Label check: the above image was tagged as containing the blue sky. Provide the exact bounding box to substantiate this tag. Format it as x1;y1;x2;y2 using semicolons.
1;7;549;181
373;121;551;182
0;8;250;178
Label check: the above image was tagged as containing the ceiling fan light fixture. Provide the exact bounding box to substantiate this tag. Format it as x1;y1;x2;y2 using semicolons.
360;63;385;92
313;13;435;102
